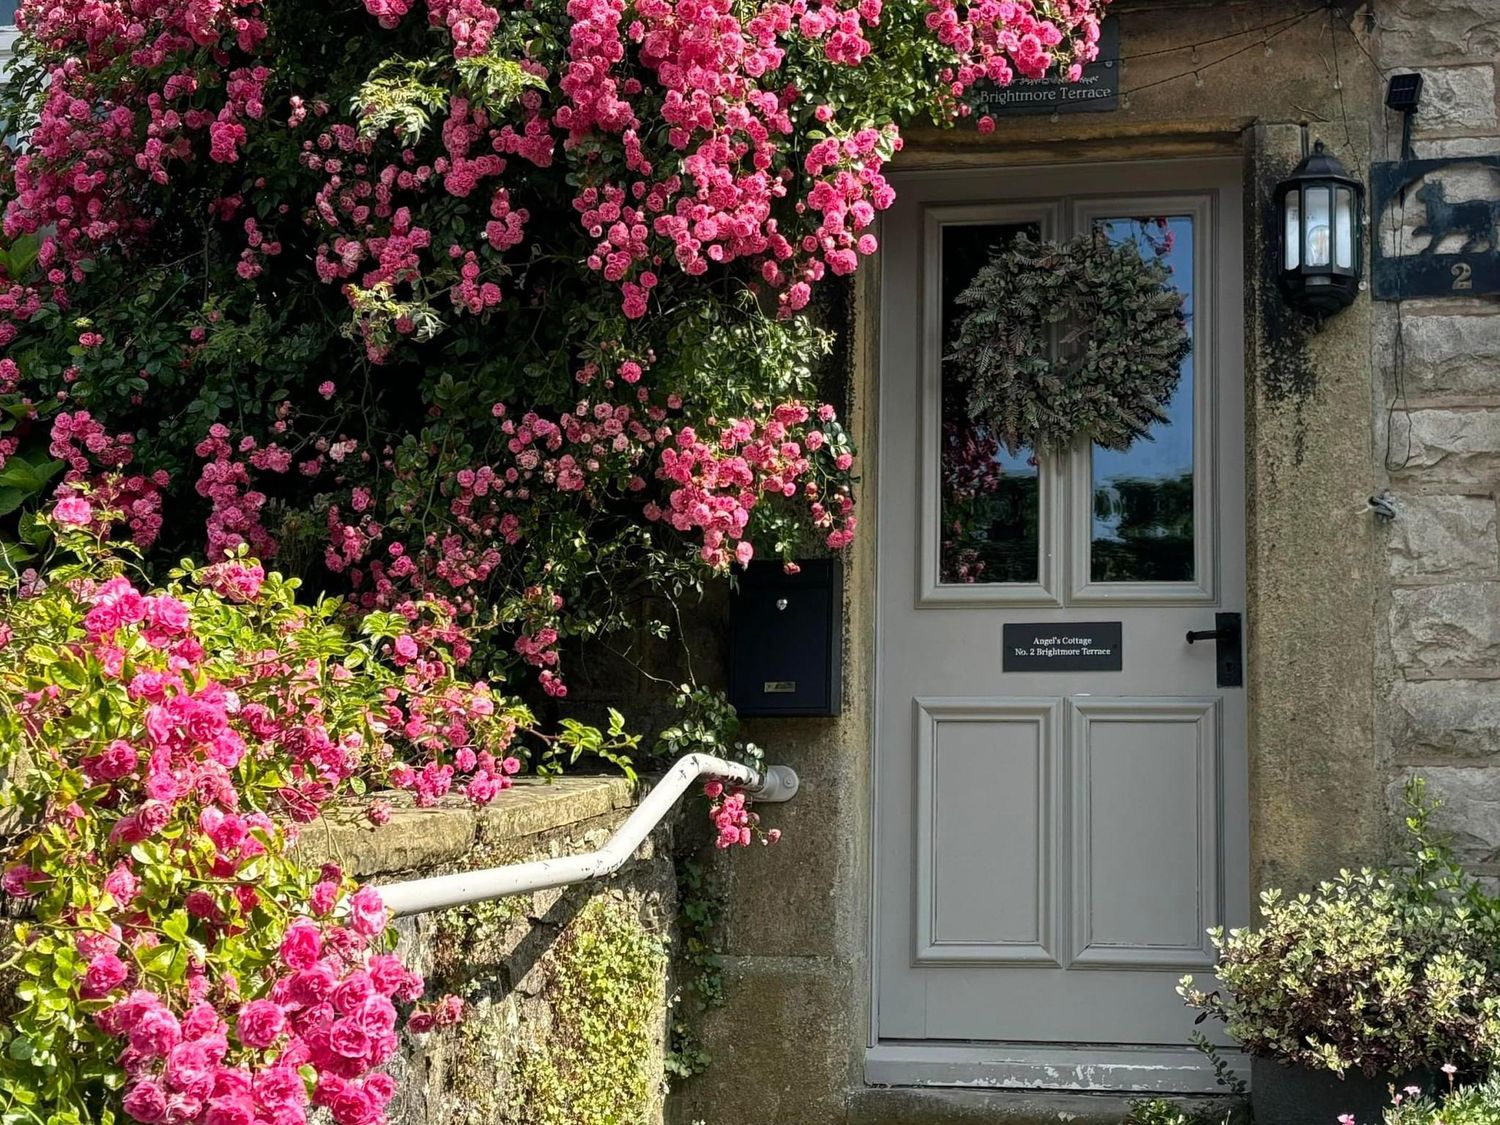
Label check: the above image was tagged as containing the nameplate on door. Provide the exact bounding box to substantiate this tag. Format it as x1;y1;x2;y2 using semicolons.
1003;623;1124;672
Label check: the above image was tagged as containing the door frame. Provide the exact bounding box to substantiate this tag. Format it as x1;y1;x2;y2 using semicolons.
866;155;1250;1095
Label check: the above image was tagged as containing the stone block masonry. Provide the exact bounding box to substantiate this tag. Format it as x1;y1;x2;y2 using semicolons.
298;777;677;1125
1379;0;1500;871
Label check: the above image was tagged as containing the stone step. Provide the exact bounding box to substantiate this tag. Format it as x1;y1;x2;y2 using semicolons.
845;1087;1246;1125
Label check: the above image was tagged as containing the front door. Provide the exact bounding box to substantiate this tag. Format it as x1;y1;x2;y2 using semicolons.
871;159;1248;1093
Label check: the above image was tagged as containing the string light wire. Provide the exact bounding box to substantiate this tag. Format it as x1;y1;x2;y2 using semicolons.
1122;5;1322;97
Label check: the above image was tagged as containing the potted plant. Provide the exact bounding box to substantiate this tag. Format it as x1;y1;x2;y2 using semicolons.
1179;782;1500;1125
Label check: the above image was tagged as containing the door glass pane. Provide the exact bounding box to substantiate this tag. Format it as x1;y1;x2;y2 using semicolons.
1090;216;1196;584
0;0;14;24
940;222;1043;585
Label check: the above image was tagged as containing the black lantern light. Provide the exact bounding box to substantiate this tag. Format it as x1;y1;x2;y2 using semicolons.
1275;140;1366;315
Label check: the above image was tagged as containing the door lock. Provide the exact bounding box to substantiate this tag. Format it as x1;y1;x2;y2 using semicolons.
1186;612;1243;688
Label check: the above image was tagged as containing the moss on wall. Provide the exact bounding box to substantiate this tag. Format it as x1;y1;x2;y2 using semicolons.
513;895;669;1125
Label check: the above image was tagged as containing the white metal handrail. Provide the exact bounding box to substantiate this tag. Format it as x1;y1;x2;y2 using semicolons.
377;754;800;917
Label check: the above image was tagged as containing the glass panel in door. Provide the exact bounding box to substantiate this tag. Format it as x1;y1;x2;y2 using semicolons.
939;222;1042;586
1088;215;1197;585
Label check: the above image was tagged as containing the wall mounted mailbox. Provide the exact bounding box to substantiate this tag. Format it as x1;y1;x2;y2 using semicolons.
729;560;843;718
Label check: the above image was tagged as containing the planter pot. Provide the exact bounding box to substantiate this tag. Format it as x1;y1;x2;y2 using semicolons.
1250;1058;1430;1125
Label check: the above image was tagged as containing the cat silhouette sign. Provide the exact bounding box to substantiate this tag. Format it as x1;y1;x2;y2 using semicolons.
1372;156;1500;300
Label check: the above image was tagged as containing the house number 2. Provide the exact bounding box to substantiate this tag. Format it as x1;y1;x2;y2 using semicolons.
1452;262;1474;291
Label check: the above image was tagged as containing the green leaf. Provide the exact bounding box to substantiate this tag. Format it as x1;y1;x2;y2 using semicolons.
160;910;190;944
0;491;29;520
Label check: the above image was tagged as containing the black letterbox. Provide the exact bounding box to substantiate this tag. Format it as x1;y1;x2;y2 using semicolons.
728;559;843;718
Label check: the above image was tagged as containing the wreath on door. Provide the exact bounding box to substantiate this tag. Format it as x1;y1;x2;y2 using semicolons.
945;230;1192;455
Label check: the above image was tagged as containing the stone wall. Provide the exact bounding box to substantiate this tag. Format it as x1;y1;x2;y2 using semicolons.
302;778;677;1125
1374;1;1500;870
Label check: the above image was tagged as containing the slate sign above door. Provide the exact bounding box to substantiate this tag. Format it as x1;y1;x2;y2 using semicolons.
965;17;1121;117
1003;622;1124;672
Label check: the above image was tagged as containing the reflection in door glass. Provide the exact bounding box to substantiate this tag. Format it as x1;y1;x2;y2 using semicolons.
940;223;1042;585
1091;216;1195;584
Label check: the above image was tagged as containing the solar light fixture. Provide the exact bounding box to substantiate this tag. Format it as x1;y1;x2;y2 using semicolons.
1386;73;1424;161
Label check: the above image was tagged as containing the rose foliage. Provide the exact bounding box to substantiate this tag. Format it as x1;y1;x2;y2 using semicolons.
0;1;1109;1123
0;0;1106;700
0;519;558;1124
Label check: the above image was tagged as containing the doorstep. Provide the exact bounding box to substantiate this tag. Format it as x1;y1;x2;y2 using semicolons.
846;1087;1246;1125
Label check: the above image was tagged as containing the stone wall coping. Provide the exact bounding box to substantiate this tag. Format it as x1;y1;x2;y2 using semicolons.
294;775;640;880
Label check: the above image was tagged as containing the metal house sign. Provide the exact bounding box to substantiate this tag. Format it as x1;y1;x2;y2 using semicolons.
1371;156;1500;300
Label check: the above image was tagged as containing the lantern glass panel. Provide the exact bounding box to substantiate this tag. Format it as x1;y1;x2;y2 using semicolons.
1283;192;1301;270
1335;187;1354;270
1305;186;1332;268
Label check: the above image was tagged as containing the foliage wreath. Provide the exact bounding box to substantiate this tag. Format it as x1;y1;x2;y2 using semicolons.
946;231;1192;455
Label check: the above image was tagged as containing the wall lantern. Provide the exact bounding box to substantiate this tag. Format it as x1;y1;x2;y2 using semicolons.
1275;140;1366;315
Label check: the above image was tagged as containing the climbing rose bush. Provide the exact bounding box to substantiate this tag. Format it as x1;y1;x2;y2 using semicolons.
0;0;1107;698
0;521;614;1125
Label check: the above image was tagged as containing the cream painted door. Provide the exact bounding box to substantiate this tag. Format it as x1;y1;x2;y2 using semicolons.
871;159;1249;1093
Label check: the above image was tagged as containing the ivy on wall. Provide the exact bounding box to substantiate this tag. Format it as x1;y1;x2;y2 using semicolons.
514;896;668;1125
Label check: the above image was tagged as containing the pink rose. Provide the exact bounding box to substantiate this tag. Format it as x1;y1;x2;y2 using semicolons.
366;955;409;997
332;972;374;1015
182;1001;226;1041
164;1040;216;1098
329;1018;371;1060
353;994;397;1037
309;879;339;915
144;595;191;636
52;495;94;526
288;962;339;1006
345;886;387;938
364;1073;395;1104
81;952;130;998
252;1066;308;1112
2;864;43;898
123;1078;170;1123
278;921;323;970
235;1000;286;1049
324;1080;380;1125
204;1095;254;1125
83;739;138;782
126;1004;183;1058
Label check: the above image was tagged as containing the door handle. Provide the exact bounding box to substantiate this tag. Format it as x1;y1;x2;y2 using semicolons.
1186;612;1243;688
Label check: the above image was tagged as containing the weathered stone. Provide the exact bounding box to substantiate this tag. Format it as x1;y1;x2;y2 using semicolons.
1380;1;1500;65
1414;136;1500;159
294;776;636;878
1389;409;1500;482
1391;581;1500;670
668;959;856;1125
1401;314;1500;398
1413;65;1498;133
1390;767;1500;862
1392;678;1500;759
1386;491;1497;577
846;1088;1245;1125
376;793;674;1125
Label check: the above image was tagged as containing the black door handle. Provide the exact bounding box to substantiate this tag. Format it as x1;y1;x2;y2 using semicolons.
1186;612;1243;688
